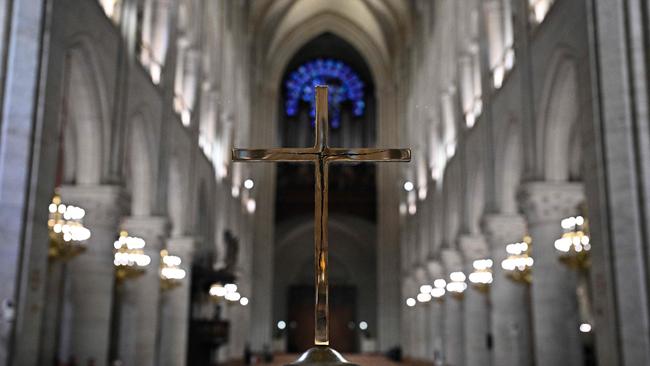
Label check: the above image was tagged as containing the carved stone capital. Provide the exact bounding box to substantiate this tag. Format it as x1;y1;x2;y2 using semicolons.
58;185;128;225
458;234;489;262
518;182;584;224
483;0;504;15
166;236;196;269
426;260;444;282
403;275;417;295
414;266;428;285
121;216;170;251
481;214;527;248
441;248;463;273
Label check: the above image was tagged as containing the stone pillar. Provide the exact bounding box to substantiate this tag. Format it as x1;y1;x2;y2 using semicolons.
118;216;169;366
0;0;47;363
588;0;650;363
426;261;445;363
483;0;505;69
159;236;195;366
38;261;65;365
459;235;491;366
376;86;402;351
59;185;127;366
413;266;429;360
441;249;464;366
402;276;417;359
519;182;584;366
482;214;532;366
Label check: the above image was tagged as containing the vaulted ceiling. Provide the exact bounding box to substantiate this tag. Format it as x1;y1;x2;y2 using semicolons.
250;0;415;71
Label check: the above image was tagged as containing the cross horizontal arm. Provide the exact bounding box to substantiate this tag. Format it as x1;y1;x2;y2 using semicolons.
232;148;319;162
324;148;411;162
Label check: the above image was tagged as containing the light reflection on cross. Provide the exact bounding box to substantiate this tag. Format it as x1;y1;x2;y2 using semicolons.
232;86;411;346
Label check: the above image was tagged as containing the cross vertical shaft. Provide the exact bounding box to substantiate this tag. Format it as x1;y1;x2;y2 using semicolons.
313;88;329;345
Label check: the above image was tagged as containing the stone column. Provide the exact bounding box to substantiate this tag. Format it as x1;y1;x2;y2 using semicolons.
519;182;584;366
459;235;491;366
441;249;464;366
482;214;532;366
402;275;417;359
59;185;127;366
413;266;429;360
426;260;445;363
158;236;195;366
483;0;505;69
118;216;169;366
38;261;65;365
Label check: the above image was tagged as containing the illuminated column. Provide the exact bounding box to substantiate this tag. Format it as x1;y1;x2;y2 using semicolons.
59;185;127;366
441;249;464;366
159;236;195;366
484;0;505;70
482;214;532;366
519;182;584;366
150;0;173;66
118;216;169;366
459;235;491;366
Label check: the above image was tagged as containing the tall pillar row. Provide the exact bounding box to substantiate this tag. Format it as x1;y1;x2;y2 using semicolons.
519;182;585;366
53;187;196;366
58;185;127;366
118;216;169;366
482;214;532;366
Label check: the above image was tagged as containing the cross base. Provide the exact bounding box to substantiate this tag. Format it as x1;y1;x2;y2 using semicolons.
285;346;360;366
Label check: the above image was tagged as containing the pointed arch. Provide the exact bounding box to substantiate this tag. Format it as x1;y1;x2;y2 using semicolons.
494;115;523;214
536;47;580;181
64;41;109;184
465;148;486;234
126;110;155;216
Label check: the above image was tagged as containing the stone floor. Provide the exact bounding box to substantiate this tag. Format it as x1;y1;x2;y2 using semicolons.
238;354;433;366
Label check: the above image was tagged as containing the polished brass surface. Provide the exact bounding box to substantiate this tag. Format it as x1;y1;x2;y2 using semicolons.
233;86;411;348
285;347;360;366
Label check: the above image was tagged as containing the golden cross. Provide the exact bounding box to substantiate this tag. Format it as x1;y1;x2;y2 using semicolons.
232;86;411;347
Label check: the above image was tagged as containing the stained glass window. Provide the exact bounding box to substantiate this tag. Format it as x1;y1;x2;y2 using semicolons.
285;59;365;128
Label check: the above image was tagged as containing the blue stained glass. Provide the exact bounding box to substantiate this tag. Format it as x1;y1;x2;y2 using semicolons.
285;59;366;128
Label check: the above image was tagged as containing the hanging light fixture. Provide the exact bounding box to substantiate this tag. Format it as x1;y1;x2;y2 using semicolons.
445;271;468;299
113;231;151;282
416;292;432;303
555;214;591;270
501;236;534;284
209;282;249;306
160;249;186;291
468;259;494;292
405;298;416;307
48;193;91;260
430;279;447;301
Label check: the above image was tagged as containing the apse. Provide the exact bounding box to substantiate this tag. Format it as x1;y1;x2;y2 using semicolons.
273;33;378;353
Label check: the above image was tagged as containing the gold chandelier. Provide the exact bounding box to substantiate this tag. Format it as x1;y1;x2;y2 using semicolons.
554;215;591;270
209;282;249;306
113;231;150;282
160;249;186;291
445;271;468;300
468;259;494;293
501;235;534;284
47;194;91;260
